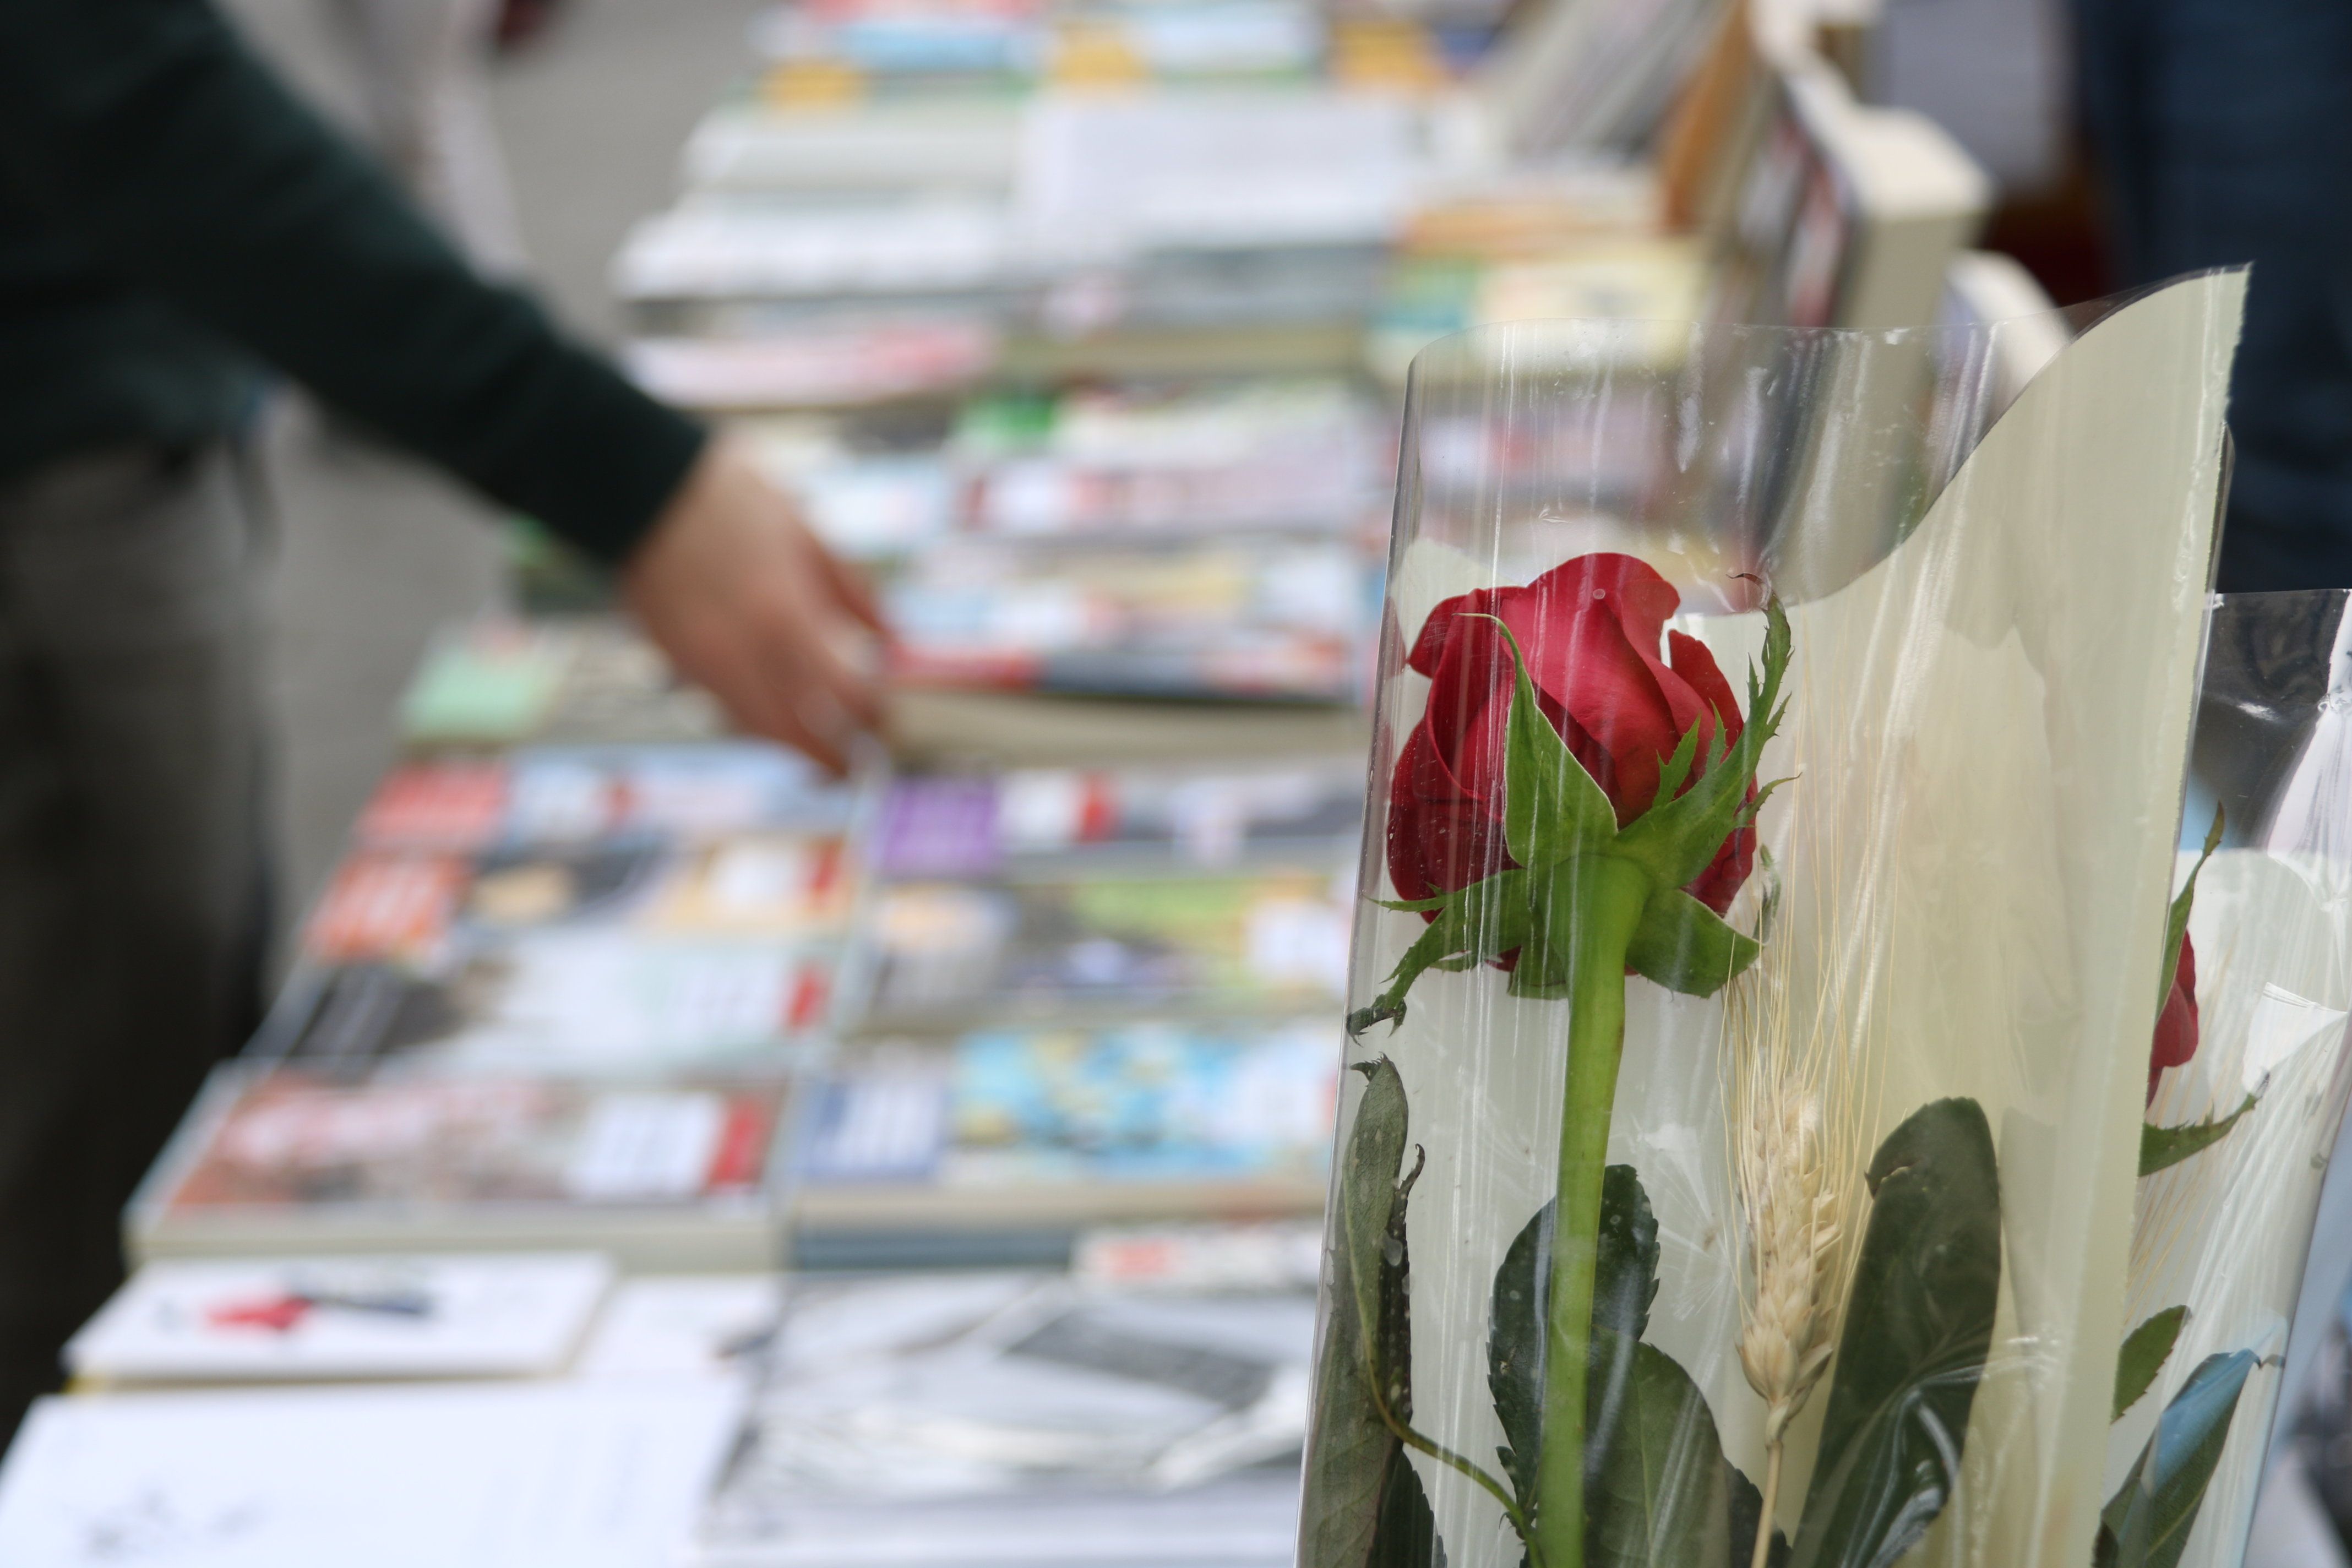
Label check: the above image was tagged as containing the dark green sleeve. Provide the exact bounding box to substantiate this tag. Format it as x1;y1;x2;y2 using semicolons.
0;0;704;564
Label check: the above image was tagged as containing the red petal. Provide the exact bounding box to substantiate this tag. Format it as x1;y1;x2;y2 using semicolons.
1683;801;1756;915
1387;726;1513;907
1421;610;1517;810
2146;933;2201;1103
1406;586;1513;677
1668;630;1743;765
1497;564;1680;823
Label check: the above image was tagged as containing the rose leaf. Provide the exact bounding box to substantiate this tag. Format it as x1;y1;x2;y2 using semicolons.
2114;1306;2190;1420
1583;1329;1735;1568
2139;1096;2258;1177
1367;1446;1445;1568
1789;1097;2001;1568
1487;1168;1660;1513
1301;1058;1417;1568
2095;1350;2257;1568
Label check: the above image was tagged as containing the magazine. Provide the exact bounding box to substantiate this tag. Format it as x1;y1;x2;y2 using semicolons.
792;1020;1337;1236
863;867;1352;1023
290;825;850;1070
399;619;728;748
698;1272;1308;1566
884;535;1374;702
873;760;1364;878
130;1067;792;1271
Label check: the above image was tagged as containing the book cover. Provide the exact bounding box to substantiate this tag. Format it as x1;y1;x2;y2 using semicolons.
154;1069;784;1215
874;760;1363;878
865;867;1352;1021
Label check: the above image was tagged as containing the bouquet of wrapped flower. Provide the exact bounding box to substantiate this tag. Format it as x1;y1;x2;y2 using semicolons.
1300;273;2349;1568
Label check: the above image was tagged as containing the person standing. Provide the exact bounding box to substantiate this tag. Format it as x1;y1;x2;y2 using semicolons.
0;0;884;1440
2076;0;2352;591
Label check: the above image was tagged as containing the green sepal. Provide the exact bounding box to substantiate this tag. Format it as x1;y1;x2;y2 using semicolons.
1623;888;1761;999
2158;806;2224;1020
1349;869;1533;1036
1473;616;1620;870
1611;596;1792;894
2114;1306;2190;1420
2139;1096;2258;1177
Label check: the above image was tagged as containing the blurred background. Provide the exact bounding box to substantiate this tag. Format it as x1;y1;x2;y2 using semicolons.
238;0;2109;925
8;0;2352;1564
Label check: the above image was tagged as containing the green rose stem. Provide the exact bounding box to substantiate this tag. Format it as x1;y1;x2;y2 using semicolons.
1532;857;1652;1568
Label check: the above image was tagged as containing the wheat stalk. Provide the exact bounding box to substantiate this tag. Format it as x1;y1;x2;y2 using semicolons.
1729;958;1850;1568
1722;617;1888;1568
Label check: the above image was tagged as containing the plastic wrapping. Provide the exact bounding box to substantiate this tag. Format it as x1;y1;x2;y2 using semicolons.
2106;590;2352;1568
1302;272;2248;1568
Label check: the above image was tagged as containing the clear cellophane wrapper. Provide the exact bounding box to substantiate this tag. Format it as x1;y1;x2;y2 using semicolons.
1303;272;2274;1568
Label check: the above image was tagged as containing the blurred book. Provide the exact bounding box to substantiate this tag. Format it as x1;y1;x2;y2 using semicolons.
792;1020;1337;1241
129;1066;794;1271
888;685;1371;770
0;1381;739;1568
355;743;858;851
886;534;1374;702
750;0;1047;86
399;618;727;749
283;793;854;1072
304;832;854;965
614;199;1018;305
1366;236;1706;384
873;760;1363;879
1072;1220;1324;1291
1476;0;1727;159
624;319;999;410
697;1271;1307;1566
66;1253;613;1385
1015;89;1425;254
862;865;1352;1025
1706;53;1989;331
264;941;839;1076
949;379;1386;539
680;100;1025;197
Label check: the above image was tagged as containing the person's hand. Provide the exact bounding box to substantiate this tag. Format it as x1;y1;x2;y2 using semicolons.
622;435;888;772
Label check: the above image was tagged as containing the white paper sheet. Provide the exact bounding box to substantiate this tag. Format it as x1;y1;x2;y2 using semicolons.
0;1381;739;1568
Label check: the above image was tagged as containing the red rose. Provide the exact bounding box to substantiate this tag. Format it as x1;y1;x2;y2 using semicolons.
1385;553;1756;929
2148;932;2199;1104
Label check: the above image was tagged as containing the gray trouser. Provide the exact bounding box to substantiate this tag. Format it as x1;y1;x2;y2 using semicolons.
0;444;271;1439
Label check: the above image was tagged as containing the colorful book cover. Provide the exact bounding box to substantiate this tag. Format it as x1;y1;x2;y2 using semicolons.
797;1020;1338;1189
874;761;1364;877
869;868;1352;1019
161;1071;783;1214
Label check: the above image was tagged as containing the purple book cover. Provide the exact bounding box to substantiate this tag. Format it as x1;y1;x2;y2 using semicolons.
875;777;1001;879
